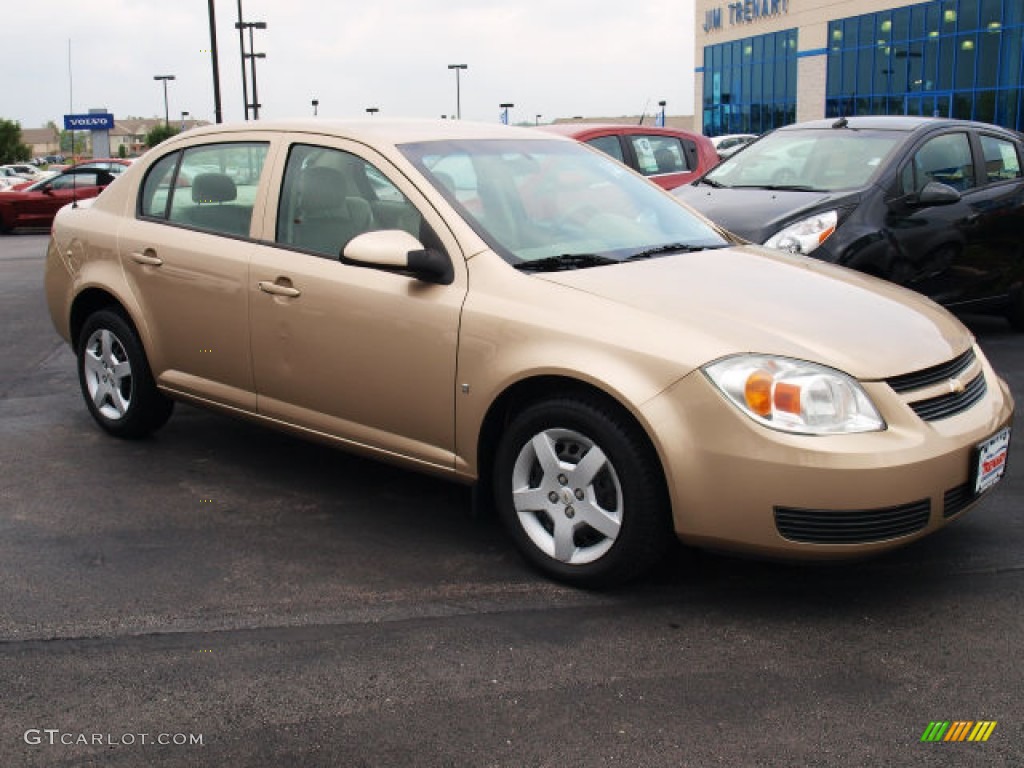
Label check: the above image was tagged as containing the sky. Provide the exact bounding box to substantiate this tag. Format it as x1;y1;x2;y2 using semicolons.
0;0;696;130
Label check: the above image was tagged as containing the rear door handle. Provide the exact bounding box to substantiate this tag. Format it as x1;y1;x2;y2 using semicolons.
129;250;163;266
258;280;301;298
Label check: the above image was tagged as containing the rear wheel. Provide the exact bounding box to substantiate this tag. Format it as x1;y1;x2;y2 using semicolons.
494;397;671;588
77;309;174;438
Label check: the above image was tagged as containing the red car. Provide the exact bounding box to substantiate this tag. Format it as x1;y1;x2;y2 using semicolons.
0;166;123;233
538;123;719;189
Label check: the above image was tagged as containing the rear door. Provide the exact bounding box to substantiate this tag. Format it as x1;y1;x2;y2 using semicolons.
117;139;273;411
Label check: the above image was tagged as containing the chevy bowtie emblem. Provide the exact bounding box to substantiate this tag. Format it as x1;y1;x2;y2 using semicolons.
949;377;966;395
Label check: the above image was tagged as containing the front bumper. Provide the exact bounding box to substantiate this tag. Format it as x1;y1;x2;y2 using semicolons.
640;346;1014;559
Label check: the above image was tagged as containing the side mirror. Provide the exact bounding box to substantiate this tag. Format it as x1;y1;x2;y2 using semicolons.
912;181;961;207
343;229;454;285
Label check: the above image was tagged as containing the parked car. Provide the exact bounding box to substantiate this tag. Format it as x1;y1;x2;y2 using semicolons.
44;119;1012;587
0;166;118;232
710;133;758;159
539;123;719;189
676;116;1024;328
67;158;133;175
1;163;45;180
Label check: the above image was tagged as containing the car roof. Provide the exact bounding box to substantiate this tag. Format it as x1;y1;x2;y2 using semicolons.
538;122;705;140
171;118;561;147
778;115;1015;135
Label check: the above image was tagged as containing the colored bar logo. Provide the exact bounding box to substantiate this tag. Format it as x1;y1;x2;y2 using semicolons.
921;721;997;742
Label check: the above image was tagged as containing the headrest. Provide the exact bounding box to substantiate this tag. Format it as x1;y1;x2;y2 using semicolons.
192;173;237;204
300;166;349;214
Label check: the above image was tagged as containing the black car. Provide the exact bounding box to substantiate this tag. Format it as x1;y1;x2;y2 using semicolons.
675;116;1024;328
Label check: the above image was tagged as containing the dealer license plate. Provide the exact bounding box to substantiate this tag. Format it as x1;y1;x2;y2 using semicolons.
974;427;1010;495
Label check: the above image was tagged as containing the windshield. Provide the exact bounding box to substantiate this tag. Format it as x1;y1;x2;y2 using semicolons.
704;129;906;192
399;138;728;265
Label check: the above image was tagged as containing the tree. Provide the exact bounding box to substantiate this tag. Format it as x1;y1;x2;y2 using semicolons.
0;119;31;164
145;124;180;148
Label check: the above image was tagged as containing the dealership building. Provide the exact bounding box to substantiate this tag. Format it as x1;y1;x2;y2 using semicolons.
694;0;1024;136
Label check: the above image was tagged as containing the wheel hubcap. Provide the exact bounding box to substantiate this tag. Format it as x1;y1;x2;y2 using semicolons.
83;329;133;421
510;427;623;565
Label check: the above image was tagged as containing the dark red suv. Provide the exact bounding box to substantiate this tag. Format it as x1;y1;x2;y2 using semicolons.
539;123;719;190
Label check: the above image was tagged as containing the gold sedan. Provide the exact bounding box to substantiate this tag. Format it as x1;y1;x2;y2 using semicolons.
44;120;1013;587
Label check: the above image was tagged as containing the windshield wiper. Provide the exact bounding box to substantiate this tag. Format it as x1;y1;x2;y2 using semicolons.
697;177;725;188
732;184;825;192
513;253;618;272
625;243;727;260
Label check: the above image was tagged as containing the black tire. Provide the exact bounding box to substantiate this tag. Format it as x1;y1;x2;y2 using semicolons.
494;397;672;588
77;309;174;438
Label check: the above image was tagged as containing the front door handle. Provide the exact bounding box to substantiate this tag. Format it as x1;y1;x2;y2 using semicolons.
258;280;301;298
129;250;163;266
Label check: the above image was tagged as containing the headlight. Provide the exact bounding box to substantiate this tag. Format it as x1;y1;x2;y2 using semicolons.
703;355;885;435
763;210;837;254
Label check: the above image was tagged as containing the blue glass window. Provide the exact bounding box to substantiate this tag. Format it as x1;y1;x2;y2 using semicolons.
702;29;798;136
825;0;1024;131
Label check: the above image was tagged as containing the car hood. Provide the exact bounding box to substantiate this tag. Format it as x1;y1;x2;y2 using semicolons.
535;245;971;381
674;185;862;243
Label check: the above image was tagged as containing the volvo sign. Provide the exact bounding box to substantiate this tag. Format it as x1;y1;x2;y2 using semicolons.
63;113;115;130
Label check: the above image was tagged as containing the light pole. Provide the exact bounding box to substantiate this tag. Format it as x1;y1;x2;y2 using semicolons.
366;107;379;117
235;0;249;119
206;0;223;122
235;21;267;120
500;102;514;125
312;99;319;116
153;75;175;128
447;64;468;119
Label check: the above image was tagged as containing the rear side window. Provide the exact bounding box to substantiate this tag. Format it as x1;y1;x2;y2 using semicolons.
140;153;180;219
626;135;693;176
139;142;269;238
979;134;1022;184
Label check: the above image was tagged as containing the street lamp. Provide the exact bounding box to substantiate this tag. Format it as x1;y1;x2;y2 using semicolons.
447;64;468;119
499;102;514;125
235;17;267;119
312;99;319;116
366;107;379;116
153;75;175;128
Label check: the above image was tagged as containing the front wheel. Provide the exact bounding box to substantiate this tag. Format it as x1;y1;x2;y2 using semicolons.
494;398;672;588
77;309;174;438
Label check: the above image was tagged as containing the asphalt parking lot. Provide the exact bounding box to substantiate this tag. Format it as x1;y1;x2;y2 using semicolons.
2;231;1022;767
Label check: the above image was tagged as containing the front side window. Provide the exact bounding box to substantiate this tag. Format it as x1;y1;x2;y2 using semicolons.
275;144;423;258
902;132;976;194
585;135;625;164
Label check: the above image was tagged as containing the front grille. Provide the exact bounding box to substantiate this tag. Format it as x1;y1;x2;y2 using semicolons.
775;500;931;544
907;373;987;421
886;349;976;393
943;483;976;519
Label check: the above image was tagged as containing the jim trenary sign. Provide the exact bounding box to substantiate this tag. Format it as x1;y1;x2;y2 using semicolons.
703;0;790;33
